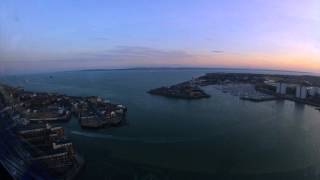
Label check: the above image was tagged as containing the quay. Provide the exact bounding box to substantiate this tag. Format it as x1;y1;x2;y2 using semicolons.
75;96;127;128
240;95;279;102
0;84;127;128
0;83;127;179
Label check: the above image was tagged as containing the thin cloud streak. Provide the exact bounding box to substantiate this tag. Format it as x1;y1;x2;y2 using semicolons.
211;50;224;53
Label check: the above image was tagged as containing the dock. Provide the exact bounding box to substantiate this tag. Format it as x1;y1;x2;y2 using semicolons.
240;95;279;102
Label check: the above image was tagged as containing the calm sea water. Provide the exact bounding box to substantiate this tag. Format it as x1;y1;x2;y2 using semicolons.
2;69;320;179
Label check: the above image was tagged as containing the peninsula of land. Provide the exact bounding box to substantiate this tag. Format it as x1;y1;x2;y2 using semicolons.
148;81;210;99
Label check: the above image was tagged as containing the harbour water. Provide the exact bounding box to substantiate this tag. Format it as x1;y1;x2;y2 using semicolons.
2;69;320;179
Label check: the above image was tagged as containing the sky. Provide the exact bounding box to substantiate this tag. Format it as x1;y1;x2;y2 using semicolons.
0;0;319;74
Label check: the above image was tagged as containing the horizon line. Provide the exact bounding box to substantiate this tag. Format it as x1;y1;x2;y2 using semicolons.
1;66;317;77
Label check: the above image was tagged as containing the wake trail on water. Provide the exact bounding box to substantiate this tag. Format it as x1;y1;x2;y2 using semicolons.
71;130;201;144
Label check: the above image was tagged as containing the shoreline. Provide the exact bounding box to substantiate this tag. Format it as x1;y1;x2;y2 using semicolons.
148;72;320;108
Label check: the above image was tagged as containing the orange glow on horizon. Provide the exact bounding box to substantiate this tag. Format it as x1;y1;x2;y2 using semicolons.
191;52;320;73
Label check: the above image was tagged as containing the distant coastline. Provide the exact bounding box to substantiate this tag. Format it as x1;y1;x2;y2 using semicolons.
78;67;311;74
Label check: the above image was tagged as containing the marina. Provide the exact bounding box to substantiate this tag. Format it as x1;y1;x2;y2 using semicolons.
150;72;320;109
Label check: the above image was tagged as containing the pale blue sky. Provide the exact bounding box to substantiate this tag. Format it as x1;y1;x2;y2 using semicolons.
0;0;319;74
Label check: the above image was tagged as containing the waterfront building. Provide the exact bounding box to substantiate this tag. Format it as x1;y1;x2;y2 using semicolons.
301;86;307;99
17;124;64;143
276;82;309;99
281;83;287;94
307;87;317;96
32;148;75;173
276;82;287;95
16;124;77;174
295;85;307;99
316;87;320;95
276;83;281;93
296;85;301;98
